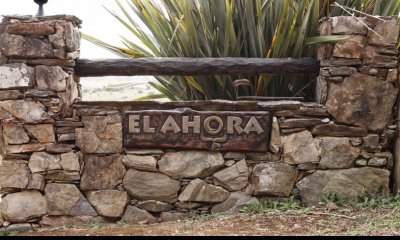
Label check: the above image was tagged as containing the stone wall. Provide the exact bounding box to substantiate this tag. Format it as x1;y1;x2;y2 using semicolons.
0;15;399;229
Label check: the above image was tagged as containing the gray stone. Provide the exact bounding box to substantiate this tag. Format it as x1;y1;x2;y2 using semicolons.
66;50;80;60
320;59;362;67
5;143;47;154
212;192;258;214
0;191;46;223
123;169;181;203
225;160;236;167
0;100;47;122
279;118;327;129
122;155;157;172
28;152;61;173
326;73;398;132
246;152;281;162
70;195;98;217
368;157;387;167
46;144;74;154
331;16;367;35
124;149;164;155
223;152;246;160
0;64;34;89
364;46;398;68
87;190;128;218
363;134;380;149
318;137;360;169
297;168;390;206
324;67;358;76
45;171;80;181
387;69;398;86
269;117;281;153
27;173;45;191
76;115;123;154
49;22;65;49
45;183;81;216
65;22;80;51
36;65;68;92
333;35;367;59
213;160;249;191
252;162;298;197
175;202;202;210
121;206;157;225
160;212;189;222
25;124;56;143
0;33;53;58
5;223;34;232
60;152;80;171
159;151;224;179
178;179;230;203
80;154;126;190
355;159;368;167
2;123;29;145
369;19;399;46
283;131;320;165
0;162;30;189
137;200;173;213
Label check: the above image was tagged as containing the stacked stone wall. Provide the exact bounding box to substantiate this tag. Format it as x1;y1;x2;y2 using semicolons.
0;15;398;229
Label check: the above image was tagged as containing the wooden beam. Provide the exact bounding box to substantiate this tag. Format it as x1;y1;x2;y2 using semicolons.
75;58;320;77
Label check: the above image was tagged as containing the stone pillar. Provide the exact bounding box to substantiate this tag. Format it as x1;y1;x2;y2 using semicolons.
316;16;400;191
0;15;87;226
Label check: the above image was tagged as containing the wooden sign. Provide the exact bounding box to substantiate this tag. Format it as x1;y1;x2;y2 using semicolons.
123;108;271;152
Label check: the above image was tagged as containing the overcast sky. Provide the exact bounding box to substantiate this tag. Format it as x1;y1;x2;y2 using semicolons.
0;0;136;59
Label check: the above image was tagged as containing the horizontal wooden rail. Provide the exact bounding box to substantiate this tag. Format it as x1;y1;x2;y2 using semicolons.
75;58;320;77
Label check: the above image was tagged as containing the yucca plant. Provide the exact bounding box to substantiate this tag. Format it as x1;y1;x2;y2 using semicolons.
85;0;400;101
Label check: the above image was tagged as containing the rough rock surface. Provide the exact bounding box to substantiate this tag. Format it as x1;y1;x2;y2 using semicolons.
25;124;56;143
159;151;225;179
297;167;390;206
27;173;45;191
178;179;230;203
87;190;128;218
80;154;126;190
0;191;46;223
283;131;320;165
0;162;30;189
213;160;249;191
44;183;81;216
252;162;298;197
123;169;181;203
269;117;281;153
60;152;80;172
212;192;259;214
35;65;68;92
76;115;123;154
0;64;34;89
318;137;360;169
0;100;47;122
2;123;29;145
122;155;158;172
28;152;61;173
326;73;398;132
121;206;157;225
333;35;367;59
136;200;173;213
0;33;53;58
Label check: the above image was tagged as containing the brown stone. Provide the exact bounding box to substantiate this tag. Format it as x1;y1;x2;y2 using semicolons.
122;155;157;172
0;162;30;189
45;183;81;216
364;46;398;68
223;152;246;160
60;152;80;171
124;149;164;155
25;124;56;143
36;65;68;92
28;152;61;173
57;133;76;142
318;137;360;169
282;131;320;165
320;59;362;67
80;154;126;190
121;206;157;225
333;35;367;59
297;167;390;206
0;100;47;122
76;115;123;154
27;173;45;191
363;134;380;149
212;192;259;214
387;69;398;85
2;123;29;145
123;169;181;203
359;67;388;78
257;101;302;111
312;124;368;137
269;117;281;153
159;151;224;179
27;59;75;67
6;22;55;36
246;152;281;162
178;179;230;203
0;191;46;223
0;33;53;58
39;216;110;228
46;144;75;153
137;200;173;213
87;190;128;218
45;171;80;181
369;19;399;47
160;212;189;222
280;118;328;129
0;90;24;100
65;22;80;51
252;162;298;197
326;73;398;132
324;67;358;76
5;143;47;154
213;160;249;191
70;195;98;217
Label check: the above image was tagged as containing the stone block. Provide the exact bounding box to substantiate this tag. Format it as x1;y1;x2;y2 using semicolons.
0;64;34;89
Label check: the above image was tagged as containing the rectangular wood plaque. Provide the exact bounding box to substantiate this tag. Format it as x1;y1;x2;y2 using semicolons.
123;108;272;152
